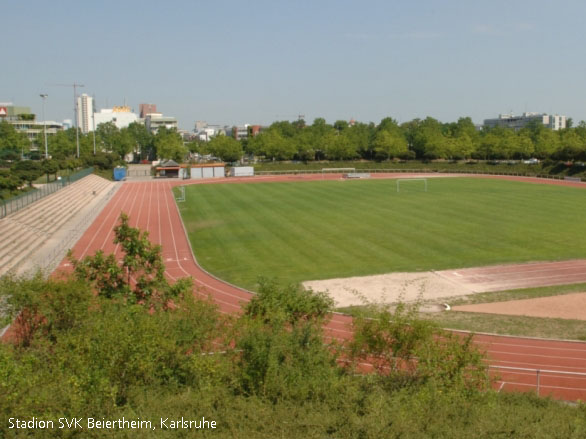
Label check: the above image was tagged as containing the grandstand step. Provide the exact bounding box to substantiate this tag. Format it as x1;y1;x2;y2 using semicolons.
0;174;118;277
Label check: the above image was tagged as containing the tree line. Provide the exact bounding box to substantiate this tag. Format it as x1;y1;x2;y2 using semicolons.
4;116;586;169
184;116;586;164
234;116;586;163
0;121;189;197
0;120;189;164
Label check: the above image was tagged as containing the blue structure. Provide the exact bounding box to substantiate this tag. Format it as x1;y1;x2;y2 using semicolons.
113;167;127;181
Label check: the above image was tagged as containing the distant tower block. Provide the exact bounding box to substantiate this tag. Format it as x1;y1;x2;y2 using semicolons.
139;103;157;118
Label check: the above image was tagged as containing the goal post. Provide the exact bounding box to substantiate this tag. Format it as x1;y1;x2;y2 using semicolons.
176;186;186;202
396;178;428;193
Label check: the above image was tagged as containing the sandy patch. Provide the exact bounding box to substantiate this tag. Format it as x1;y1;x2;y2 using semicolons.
302;271;476;307
452;292;586;321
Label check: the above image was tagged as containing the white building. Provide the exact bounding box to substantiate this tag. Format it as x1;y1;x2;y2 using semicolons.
484;112;567;131
93;106;139;130
145;113;178;134
0;102;63;148
76;94;94;134
231;125;249;141
193;121;229;141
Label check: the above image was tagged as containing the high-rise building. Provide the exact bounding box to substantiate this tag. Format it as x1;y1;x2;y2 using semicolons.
76;94;94;134
139;103;157;118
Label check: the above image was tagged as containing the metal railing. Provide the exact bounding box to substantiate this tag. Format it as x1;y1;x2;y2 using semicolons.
489;365;586;397
0;167;94;219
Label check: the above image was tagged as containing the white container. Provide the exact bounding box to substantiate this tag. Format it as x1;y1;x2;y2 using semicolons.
230;166;254;177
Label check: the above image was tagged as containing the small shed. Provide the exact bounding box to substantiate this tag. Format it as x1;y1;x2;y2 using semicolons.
230;166;254;177
156;160;180;178
188;163;225;179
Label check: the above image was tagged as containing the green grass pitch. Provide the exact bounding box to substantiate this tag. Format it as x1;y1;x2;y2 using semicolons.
176;178;586;291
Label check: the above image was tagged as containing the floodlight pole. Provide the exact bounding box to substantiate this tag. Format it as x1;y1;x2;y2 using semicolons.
92;111;96;155
48;82;84;158
40;94;48;159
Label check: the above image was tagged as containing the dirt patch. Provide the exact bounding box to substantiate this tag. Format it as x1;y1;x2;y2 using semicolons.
303;272;475;307
435;260;586;292
452;292;586;321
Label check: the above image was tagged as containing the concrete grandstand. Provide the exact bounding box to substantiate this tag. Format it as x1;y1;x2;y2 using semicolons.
0;174;120;277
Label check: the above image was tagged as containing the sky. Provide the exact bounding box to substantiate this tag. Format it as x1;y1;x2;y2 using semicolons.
2;0;585;130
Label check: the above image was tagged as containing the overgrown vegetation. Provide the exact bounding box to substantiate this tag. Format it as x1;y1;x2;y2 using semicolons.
3;215;584;437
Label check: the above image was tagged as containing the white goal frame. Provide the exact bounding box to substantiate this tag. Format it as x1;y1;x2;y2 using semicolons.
396;178;428;193
176;186;186;202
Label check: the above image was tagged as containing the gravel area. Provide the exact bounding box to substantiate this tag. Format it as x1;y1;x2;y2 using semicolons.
303;271;475;307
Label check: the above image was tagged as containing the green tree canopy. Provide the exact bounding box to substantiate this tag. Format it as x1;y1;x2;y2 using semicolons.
205;134;243;162
10;160;43;187
372;130;408;160
0;120;29;155
154;126;188;162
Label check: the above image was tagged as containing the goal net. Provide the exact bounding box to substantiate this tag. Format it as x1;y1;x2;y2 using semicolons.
396;178;428;193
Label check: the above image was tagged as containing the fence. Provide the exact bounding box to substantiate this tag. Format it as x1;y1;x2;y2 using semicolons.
255;168;585;181
0;167;94;219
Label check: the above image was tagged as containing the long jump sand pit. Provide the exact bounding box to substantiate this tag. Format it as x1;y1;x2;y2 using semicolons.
453;292;586;321
303;259;586;310
302;271;476;307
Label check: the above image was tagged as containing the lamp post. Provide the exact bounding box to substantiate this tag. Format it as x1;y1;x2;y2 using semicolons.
39;94;48;159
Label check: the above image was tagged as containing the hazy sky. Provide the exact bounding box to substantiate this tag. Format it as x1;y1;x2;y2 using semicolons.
3;0;585;129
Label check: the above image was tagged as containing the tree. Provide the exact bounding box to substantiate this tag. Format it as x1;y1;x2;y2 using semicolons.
322;131;357;160
533;129;560;158
372;130;408;160
452;132;475;159
555;129;585;160
10;160;43;187
235;279;336;400
205;134;243;162
294;129;316;162
406;117;443;158
345;122;374;159
515;131;535;159
333;120;349;132
69;213;192;309
154;126;188;162
248;129;295;161
126;122;154;161
0;120;29;156
48;129;76;159
0;169;21;197
349;302;488;392
269;120;297;138
41;159;60;181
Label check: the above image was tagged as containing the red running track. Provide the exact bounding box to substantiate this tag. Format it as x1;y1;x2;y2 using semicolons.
58;173;586;401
